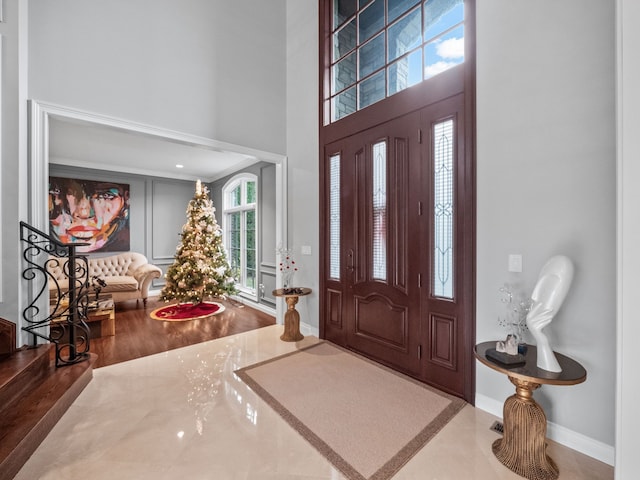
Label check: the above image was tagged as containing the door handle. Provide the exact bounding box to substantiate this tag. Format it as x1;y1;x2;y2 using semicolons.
346;249;354;272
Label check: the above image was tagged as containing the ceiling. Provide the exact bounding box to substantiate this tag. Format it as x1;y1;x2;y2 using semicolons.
49;117;260;183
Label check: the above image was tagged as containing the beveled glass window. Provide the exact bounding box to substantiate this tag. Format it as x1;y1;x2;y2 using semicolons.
359;33;385;79
372;141;387;281
333;19;357;61
332;52;357;95
432;119;454;298
388;0;420;23
329;0;464;123
223;175;258;294
329;154;341;279
388;7;421;63
359;71;385;109
359;0;385;42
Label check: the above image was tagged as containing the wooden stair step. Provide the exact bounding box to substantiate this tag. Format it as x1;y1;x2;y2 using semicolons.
0;350;96;480
0;346;51;411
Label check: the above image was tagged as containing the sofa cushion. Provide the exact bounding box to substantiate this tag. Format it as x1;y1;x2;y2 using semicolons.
99;276;138;293
48;252;161;304
52;275;138;294
90;255;139;278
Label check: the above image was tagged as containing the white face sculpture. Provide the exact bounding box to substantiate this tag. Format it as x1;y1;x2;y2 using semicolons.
526;255;574;372
530;256;574;316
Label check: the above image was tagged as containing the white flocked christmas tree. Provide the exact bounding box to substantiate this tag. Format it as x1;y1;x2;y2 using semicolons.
161;180;236;305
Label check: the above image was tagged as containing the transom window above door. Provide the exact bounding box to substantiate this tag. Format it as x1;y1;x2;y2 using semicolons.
328;0;464;123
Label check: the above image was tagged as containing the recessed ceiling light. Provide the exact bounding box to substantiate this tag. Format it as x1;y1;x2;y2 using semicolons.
176;164;184;168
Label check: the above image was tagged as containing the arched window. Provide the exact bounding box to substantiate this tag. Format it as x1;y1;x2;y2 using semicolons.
222;174;258;294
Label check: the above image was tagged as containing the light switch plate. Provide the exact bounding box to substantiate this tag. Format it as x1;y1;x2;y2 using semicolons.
508;254;522;273
301;245;312;255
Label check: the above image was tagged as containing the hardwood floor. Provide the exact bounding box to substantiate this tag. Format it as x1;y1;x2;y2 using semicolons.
0;296;273;479
89;296;276;368
0;346;95;480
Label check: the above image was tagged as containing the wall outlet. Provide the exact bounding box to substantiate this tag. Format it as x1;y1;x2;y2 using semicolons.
301;245;312;255
508;254;523;273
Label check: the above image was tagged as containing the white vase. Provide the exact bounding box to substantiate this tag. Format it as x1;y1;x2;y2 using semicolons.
282;270;295;289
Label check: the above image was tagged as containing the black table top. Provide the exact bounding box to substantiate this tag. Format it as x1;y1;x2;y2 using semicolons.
474;341;587;386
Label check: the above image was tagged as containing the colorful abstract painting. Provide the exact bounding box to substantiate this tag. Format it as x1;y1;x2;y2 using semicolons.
49;177;130;253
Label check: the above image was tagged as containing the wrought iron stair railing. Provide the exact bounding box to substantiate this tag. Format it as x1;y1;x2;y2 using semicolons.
20;221;91;367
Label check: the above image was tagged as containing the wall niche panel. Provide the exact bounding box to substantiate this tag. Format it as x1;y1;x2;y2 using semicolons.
151;180;195;258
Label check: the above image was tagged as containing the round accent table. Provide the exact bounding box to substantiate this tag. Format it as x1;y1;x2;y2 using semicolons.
272;287;312;342
474;342;586;480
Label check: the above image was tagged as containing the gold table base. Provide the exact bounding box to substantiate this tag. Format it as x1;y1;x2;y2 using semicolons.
280;295;304;342
492;377;559;480
272;288;311;342
474;342;586;480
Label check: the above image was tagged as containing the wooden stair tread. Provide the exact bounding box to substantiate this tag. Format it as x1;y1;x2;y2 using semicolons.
0;351;96;480
0;346;51;410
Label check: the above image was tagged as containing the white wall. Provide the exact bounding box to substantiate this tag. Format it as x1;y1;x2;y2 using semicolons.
0;0;29;325
286;0;319;334
0;0;287;338
476;0;616;461
28;0;286;155
616;0;640;477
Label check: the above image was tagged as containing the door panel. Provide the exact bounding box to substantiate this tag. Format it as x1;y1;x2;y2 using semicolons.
429;313;457;369
418;94;470;396
325;111;422;376
354;293;408;348
325;288;343;330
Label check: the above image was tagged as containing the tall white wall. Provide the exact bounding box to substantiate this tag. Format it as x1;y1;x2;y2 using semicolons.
286;0;319;333
476;0;616;459
0;0;29;324
0;0;286;336
616;0;640;477
28;0;286;155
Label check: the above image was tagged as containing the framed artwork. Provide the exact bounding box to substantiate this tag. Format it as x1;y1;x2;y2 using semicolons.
49;176;130;253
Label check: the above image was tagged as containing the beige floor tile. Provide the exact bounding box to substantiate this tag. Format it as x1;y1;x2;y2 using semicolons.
14;325;613;480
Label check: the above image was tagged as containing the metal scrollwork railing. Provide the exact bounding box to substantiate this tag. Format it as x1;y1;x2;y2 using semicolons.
20;221;91;367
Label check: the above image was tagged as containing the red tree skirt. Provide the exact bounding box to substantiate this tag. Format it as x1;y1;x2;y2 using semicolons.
150;301;225;321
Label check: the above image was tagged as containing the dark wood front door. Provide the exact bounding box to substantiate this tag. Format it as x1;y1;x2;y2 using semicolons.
339;111;422;376
322;94;473;399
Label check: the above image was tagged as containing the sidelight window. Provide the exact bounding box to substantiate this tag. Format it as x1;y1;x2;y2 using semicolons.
329;0;464;123
329;154;341;279
372;141;387;281
432;118;454;298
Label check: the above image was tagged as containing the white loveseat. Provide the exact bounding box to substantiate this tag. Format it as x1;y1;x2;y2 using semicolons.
49;252;162;306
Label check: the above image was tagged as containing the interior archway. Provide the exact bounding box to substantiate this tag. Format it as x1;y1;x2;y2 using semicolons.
27;99;288;322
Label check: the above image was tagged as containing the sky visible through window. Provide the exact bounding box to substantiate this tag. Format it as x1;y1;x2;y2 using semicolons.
424;2;464;79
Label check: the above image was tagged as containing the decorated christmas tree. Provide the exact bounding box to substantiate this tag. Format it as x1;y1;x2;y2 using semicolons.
161;180;236;304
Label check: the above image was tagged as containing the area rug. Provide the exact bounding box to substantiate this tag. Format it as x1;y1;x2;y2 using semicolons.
235;342;466;480
149;301;225;321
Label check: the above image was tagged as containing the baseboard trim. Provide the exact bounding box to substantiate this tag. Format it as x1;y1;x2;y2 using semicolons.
300;322;319;338
475;393;614;466
228;295;276;317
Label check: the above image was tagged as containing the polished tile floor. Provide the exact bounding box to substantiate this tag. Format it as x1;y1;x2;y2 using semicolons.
16;325;613;480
